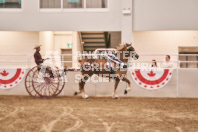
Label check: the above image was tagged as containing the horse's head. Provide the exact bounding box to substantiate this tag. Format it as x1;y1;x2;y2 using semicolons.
125;43;139;60
116;43;139;60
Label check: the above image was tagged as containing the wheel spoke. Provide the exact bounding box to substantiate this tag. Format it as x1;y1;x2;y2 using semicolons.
27;81;39;84
38;83;46;94
33;83;43;90
51;84;58;89
48;86;53;96
29;89;35;93
49;84;55;93
44;85;48;96
26;85;33;88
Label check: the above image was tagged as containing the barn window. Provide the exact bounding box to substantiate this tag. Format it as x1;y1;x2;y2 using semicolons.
40;0;61;8
63;0;84;8
39;0;108;11
86;0;108;8
0;0;21;8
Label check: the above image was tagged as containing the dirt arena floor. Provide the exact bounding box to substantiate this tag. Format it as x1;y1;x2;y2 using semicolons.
0;96;198;132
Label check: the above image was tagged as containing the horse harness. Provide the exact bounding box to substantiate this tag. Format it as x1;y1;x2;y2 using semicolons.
105;53;128;74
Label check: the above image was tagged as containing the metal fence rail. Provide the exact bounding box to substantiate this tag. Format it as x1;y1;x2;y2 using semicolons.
0;53;198;69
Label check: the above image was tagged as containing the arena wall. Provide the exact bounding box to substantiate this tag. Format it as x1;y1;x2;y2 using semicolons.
1;69;198;98
0;0;122;31
0;32;39;55
133;0;198;30
1;30;198;64
1;0;198;31
132;31;198;66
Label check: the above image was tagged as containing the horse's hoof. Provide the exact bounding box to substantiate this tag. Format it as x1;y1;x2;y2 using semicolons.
74;92;78;95
82;94;89;99
124;90;128;95
112;94;119;99
114;97;119;99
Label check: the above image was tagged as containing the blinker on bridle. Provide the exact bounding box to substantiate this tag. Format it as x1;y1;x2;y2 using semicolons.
127;45;133;51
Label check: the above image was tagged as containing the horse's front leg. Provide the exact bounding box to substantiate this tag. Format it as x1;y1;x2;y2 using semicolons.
112;77;120;99
122;77;131;94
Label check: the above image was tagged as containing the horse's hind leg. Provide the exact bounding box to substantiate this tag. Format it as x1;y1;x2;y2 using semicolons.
74;79;84;95
78;73;92;99
112;77;120;99
122;77;131;94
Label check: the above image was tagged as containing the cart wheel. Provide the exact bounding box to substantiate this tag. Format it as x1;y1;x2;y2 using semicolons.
32;66;59;98
25;66;41;98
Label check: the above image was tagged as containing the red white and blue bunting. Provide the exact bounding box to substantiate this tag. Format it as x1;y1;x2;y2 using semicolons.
131;68;173;90
0;68;26;89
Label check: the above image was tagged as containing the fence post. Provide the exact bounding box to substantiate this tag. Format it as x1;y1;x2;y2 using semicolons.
177;55;179;98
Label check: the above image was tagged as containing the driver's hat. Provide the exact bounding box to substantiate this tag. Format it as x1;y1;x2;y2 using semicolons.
34;44;42;49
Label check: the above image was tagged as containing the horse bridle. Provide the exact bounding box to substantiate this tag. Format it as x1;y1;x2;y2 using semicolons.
127;45;134;51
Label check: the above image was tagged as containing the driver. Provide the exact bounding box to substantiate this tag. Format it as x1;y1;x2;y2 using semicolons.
34;45;51;76
33;45;59;78
34;45;43;65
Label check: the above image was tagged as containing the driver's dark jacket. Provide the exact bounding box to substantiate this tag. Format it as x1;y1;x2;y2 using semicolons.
34;51;43;65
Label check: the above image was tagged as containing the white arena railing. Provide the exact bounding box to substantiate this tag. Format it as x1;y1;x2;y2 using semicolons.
60;53;198;69
0;53;198;69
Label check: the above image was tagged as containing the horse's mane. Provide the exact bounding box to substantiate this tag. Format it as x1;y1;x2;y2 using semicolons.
116;44;126;51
